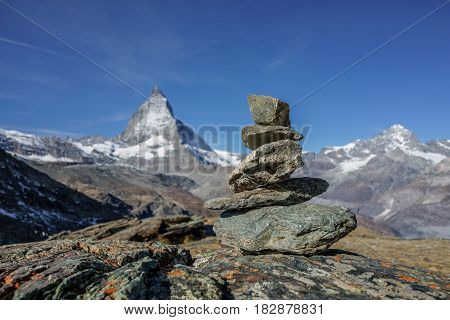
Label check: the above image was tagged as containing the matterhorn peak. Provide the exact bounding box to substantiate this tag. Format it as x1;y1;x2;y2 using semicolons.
115;86;177;144
151;86;165;98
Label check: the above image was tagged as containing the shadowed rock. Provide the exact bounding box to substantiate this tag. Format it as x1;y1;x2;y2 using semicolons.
214;204;357;255
247;95;291;127
242;125;303;150
206;178;328;210
229;140;303;192
48;215;206;244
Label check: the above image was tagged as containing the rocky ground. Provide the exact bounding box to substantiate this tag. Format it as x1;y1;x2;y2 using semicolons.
183;222;450;275
0;214;448;300
0;240;216;299
1;238;448;300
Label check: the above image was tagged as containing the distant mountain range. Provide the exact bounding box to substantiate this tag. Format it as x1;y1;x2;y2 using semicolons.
0;88;448;239
295;124;449;238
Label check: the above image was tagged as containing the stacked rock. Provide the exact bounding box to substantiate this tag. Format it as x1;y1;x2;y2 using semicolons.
205;95;357;255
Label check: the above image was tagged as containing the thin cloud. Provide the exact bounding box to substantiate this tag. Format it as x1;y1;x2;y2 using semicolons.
0;93;27;102
0;36;74;60
71;112;131;130
101;112;130;123
265;58;287;71
31;128;81;137
0;62;68;90
0;109;32;117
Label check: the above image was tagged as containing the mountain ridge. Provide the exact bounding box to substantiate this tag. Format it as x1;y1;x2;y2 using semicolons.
0;88;448;238
0;87;240;168
294;124;449;238
0;148;129;245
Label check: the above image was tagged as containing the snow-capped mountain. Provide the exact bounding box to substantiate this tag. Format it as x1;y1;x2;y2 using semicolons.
1;88;448;239
294;124;449;238
318;124;447;173
0;87;240;168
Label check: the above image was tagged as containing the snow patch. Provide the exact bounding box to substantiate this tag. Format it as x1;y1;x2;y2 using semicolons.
339;155;375;173
20;154;76;163
324;141;358;154
436;141;450;150
213;149;242;167
0;129;42;147
402;148;446;164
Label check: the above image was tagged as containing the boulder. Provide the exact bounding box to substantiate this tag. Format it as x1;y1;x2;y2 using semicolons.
0;240;223;300
214;204;357;255
247;95;291;126
242;125;302;150
229;140;303;192
206;177;328;210
1;239;447;299
194;248;449;299
48;215;206;244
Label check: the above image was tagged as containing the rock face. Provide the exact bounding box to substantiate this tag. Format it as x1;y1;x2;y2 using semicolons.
205;178;328;210
48;215;206;244
228;140;303;192
0;240;222;300
214;204;357;254
247;95;291;126
2;240;447;300
242;125;302;150
194;249;449;299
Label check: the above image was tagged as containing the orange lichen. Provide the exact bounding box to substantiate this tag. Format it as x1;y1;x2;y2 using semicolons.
334;256;342;262
104;287;117;296
398;275;418;283
4;275;14;286
246;275;259;283
428;283;438;289
223;269;240;280
31;273;44;281
167;269;186;278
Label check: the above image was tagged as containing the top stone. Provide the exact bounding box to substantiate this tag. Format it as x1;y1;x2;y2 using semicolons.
247;95;291;127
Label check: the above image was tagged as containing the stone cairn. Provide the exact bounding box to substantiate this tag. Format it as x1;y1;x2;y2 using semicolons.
205;95;357;255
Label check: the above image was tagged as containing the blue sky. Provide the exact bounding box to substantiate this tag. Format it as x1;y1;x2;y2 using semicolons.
0;0;449;152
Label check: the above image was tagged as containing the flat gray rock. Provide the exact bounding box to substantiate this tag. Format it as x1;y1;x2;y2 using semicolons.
205;178;328;210
247;95;291;126
214;204;357;255
194;249;449;299
242;125;303;150
229;140;303;192
0;240;222;300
